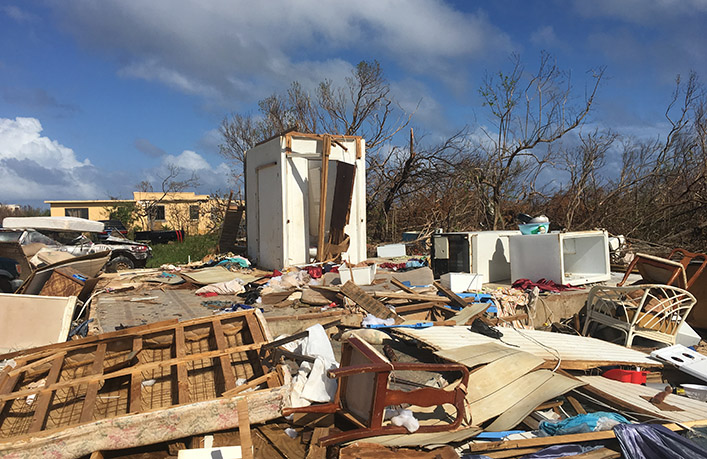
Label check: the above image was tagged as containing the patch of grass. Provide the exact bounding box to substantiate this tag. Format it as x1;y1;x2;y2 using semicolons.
147;233;220;267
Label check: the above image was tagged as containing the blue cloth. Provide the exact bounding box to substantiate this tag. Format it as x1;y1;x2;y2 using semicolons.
539;412;629;436
614;423;707;459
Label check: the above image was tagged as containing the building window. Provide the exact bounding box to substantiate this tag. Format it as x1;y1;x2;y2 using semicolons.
65;208;88;219
189;205;199;220
151;205;165;221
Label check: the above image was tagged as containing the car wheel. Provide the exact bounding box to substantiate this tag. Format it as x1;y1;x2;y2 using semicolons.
106;255;135;273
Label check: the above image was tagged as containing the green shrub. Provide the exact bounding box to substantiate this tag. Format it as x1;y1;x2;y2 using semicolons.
147;233;220;267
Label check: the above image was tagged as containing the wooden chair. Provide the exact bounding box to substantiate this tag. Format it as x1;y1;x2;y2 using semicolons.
283;335;470;446
582;284;697;347
618;248;707;289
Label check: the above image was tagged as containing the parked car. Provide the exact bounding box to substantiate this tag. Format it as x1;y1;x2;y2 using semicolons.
1;217;152;273
98;219;129;240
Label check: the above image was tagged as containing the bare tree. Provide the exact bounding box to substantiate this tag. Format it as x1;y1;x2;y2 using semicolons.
475;52;604;229
133;164;200;231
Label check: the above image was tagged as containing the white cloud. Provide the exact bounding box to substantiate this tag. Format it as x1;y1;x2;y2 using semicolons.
0;117;99;201
50;0;512;106
574;0;707;24
163;150;211;171
530;26;559;48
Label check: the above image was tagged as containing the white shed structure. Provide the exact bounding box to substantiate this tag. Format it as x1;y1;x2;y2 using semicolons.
245;132;367;270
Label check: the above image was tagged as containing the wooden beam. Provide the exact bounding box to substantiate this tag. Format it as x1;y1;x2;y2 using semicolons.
316;134;331;262
80;342;107;423
244;313;275;388
391;277;416;294
237;397;253;459
212;319;238;394
174;325;190;405
433;281;468;310
305;427;329;458
28;353;64;433
129;336;144;413
567;395;587;414
222;372;278;398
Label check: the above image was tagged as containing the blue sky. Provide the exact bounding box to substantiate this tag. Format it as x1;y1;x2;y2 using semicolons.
1;0;706;207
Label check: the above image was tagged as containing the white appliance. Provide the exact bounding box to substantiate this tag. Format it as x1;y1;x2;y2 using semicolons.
509;230;610;286
431;231;520;283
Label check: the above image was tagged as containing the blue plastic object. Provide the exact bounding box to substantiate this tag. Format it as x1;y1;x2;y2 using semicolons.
365;322;434;329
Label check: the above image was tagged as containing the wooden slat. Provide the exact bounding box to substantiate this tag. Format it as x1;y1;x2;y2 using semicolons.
433;281;468;310
316;134;331;262
244;313;276;388
567;395;587;414
80;342;107;422
340;281;403;323
28;353;64;433
174;325;189;405
222;373;277;398
391;277;416;294
212;319;237;394
129;336;144;413
237;397;253;459
0;341;264;403
306;427;329;458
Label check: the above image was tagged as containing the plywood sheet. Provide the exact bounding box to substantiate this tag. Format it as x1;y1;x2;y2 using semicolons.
394;326;660;369
469;370;582;426
0;294;76;353
578;376;707;422
180;266;254;285
350;426;481;447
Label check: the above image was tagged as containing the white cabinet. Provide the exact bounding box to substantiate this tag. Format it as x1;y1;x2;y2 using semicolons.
245;133;367;270
509;231;610;286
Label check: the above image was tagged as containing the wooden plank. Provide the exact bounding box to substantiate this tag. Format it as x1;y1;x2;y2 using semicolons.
0;341;264;403
222;373;277;397
468;420;707;453
372;291;453;303
567;395;587;414
305;427;329;459
340;281;403;324
433;281;468;310
469;370;582;427
174;325;189;405
237;397;253;459
339;443;458;458
485;372;584;432
573;448;621;459
316;135;331;262
391;277;415;294
212;319;238;394
257;424;307;459
129;336;144;413
244;313;275;388
435;342;522;368
485;448;541;459
451;303;490;325
80;342;107;423
465;351;545;402
28;353;64;432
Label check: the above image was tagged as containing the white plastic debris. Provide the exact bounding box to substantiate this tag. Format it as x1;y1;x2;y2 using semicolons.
361;313;395;327
142;379;156;387
288;324;339;408
390;409;420;433
284;428;298;439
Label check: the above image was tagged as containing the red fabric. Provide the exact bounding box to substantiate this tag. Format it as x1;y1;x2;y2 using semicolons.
511;278;582;292
379;262;407;271
272;269;282;277
303;266;323;279
196;291;219;297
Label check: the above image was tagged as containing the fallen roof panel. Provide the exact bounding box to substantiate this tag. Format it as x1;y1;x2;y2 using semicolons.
0;294;76;354
394;326;660;370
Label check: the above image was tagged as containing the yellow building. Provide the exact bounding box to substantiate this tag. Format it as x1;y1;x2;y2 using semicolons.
46;192;221;235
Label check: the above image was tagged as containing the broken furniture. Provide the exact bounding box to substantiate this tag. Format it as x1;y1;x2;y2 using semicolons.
0;309;289;458
618;248;707;290
582;284;697;347
244;131;366;269
282;335;470;446
431;230;520;282
510;230;610;286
